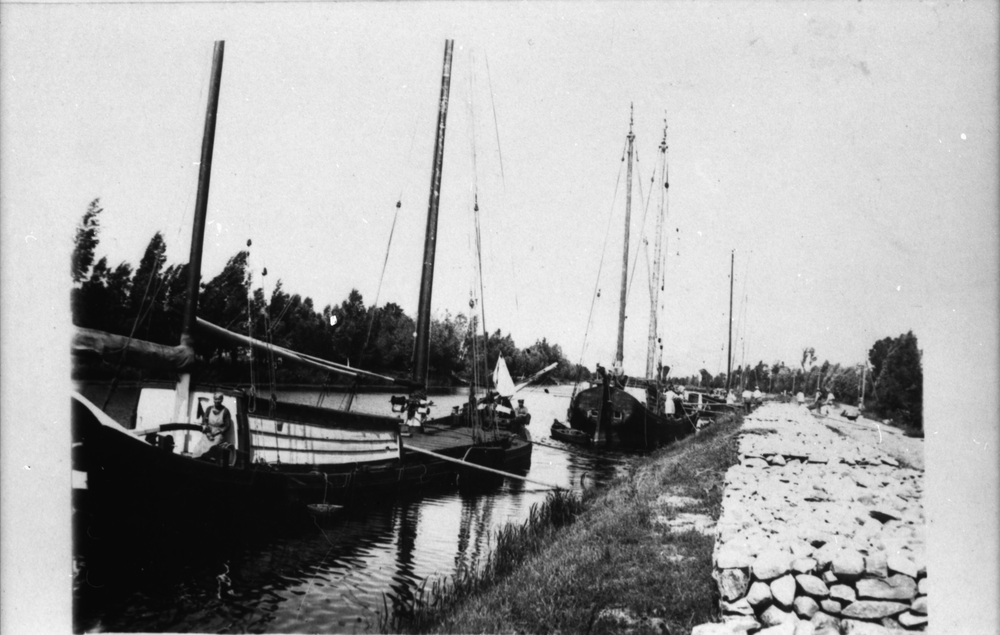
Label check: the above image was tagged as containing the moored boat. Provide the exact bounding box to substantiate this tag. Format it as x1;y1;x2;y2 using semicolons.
563;109;698;451
71;40;531;536
550;420;592;446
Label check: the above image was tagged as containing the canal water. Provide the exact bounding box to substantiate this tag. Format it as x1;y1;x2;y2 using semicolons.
73;384;628;633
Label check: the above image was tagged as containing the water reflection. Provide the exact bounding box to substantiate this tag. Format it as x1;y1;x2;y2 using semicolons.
74;385;630;633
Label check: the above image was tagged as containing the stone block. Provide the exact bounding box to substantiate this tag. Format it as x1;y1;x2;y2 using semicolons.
754;548;793;581
722;615;761;633
840;618;891;634
747;581;772;606
758;621;797;635
841;600;909;619
911;595;927;614
793;620;816;635
717;544;754;569
794;595;820;619
761;605;796;627
810;611;840;631
792;557;818;574
721;597;755;616
864;552;888;578
886;554;918;578
831;549;866;578
795;574;830;598
813;543;842;568
790;543;814;560
917;577;928;595
822;570;838;584
898;611;928;627
820;599;842;615
718;568;751;601
829;584;857;603
856;574;916;601
771;574;797;607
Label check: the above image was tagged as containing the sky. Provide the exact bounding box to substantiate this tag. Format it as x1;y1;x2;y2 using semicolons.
5;1;996;380
1;1;998;632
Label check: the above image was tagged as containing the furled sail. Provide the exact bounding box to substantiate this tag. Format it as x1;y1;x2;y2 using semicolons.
513;362;558;393
72;319;414;387
72;327;198;370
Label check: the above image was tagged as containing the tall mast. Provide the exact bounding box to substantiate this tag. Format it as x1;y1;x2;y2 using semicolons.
646;115;668;380
174;40;224;423
180;40;225;352
725;249;734;392
615;104;635;367
412;40;454;389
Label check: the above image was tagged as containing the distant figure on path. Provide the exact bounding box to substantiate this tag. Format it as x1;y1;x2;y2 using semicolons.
753;386;762;405
796;391;805;407
741;387;753;413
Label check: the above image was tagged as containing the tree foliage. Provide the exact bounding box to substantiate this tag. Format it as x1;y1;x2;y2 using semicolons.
871;331;923;430
70;201;583;386
72;198;103;284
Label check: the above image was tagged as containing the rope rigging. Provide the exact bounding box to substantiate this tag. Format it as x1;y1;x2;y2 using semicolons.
484;53;520;315
571;136;629;400
466;54;500;443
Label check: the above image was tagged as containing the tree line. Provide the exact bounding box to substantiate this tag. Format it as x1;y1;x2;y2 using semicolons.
675;335;923;432
71;199;590;387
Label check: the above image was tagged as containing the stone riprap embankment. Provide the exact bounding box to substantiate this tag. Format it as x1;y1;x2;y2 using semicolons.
693;403;926;635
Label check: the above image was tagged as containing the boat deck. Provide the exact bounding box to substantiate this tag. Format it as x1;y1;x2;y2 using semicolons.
404;424;496;457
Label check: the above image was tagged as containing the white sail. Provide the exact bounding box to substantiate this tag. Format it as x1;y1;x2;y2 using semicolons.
493;356;516;398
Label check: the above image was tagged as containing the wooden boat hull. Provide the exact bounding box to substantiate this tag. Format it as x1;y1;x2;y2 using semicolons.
419;412;533;475
72;388;460;539
277;457;457;507
72;395;291;542
568;385;696;451
550;421;592;446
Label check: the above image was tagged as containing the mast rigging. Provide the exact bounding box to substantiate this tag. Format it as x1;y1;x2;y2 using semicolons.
615;104;635;369
646;115;668;380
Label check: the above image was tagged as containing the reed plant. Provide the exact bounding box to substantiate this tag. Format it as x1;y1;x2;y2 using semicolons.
378;489;588;633
381;413;744;634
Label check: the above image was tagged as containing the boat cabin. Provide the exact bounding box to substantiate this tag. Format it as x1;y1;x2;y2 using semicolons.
131;385;404;470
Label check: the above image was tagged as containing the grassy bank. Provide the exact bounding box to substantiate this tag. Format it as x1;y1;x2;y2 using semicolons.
384;414;743;635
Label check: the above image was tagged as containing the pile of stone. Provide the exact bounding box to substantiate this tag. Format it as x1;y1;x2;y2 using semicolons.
694;404;926;635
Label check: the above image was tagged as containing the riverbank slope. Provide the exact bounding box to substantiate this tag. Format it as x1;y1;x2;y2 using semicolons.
415;415;744;634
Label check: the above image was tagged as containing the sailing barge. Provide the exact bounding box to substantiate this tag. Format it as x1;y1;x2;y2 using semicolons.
72;40;531;538
565;109;698;451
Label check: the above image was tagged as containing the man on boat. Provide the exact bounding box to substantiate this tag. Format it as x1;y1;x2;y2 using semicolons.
201;392;233;463
514;399;530;419
511;399;531;439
